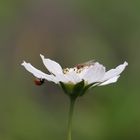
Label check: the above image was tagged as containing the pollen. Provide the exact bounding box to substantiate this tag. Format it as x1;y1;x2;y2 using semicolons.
63;68;69;74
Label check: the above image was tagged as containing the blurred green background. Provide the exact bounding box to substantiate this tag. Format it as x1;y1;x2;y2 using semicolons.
0;0;140;140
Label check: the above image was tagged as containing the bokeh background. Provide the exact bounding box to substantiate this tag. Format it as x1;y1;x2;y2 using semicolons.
0;0;140;140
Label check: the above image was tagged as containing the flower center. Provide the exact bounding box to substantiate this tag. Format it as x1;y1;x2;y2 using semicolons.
63;68;70;74
63;66;89;74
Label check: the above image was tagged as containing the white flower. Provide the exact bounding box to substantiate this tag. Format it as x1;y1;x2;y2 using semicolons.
21;54;128;96
21;54;128;85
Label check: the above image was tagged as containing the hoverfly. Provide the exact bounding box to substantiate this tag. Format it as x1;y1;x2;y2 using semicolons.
76;59;95;69
34;78;45;86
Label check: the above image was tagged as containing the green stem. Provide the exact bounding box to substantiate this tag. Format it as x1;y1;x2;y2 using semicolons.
67;97;76;140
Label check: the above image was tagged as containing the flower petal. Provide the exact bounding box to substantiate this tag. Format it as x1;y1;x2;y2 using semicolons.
78;66;90;79
56;71;81;84
55;74;69;83
99;75;120;86
83;62;106;84
101;61;128;81
40;54;63;75
65;71;82;84
21;61;58;83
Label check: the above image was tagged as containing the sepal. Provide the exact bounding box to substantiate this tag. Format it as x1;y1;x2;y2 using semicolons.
60;80;85;98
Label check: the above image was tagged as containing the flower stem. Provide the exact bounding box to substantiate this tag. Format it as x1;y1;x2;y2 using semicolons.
67;96;76;140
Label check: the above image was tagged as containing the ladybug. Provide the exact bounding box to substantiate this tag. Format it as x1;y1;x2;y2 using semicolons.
34;78;45;86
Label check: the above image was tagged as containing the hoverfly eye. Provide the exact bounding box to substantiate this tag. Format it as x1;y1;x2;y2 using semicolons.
34;79;45;86
76;64;84;69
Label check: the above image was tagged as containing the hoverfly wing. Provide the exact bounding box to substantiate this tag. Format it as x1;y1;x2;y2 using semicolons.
76;59;95;69
84;59;95;66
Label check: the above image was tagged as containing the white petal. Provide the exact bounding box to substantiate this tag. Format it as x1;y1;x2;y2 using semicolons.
102;61;128;81
55;71;81;84
78;66;90;79
55;74;69;83
65;71;82;84
40;54;63;75
21;61;58;83
21;61;46;78
99;75;120;86
83;62;106;84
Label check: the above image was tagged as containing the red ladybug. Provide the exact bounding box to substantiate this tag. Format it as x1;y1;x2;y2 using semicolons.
34;78;45;86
